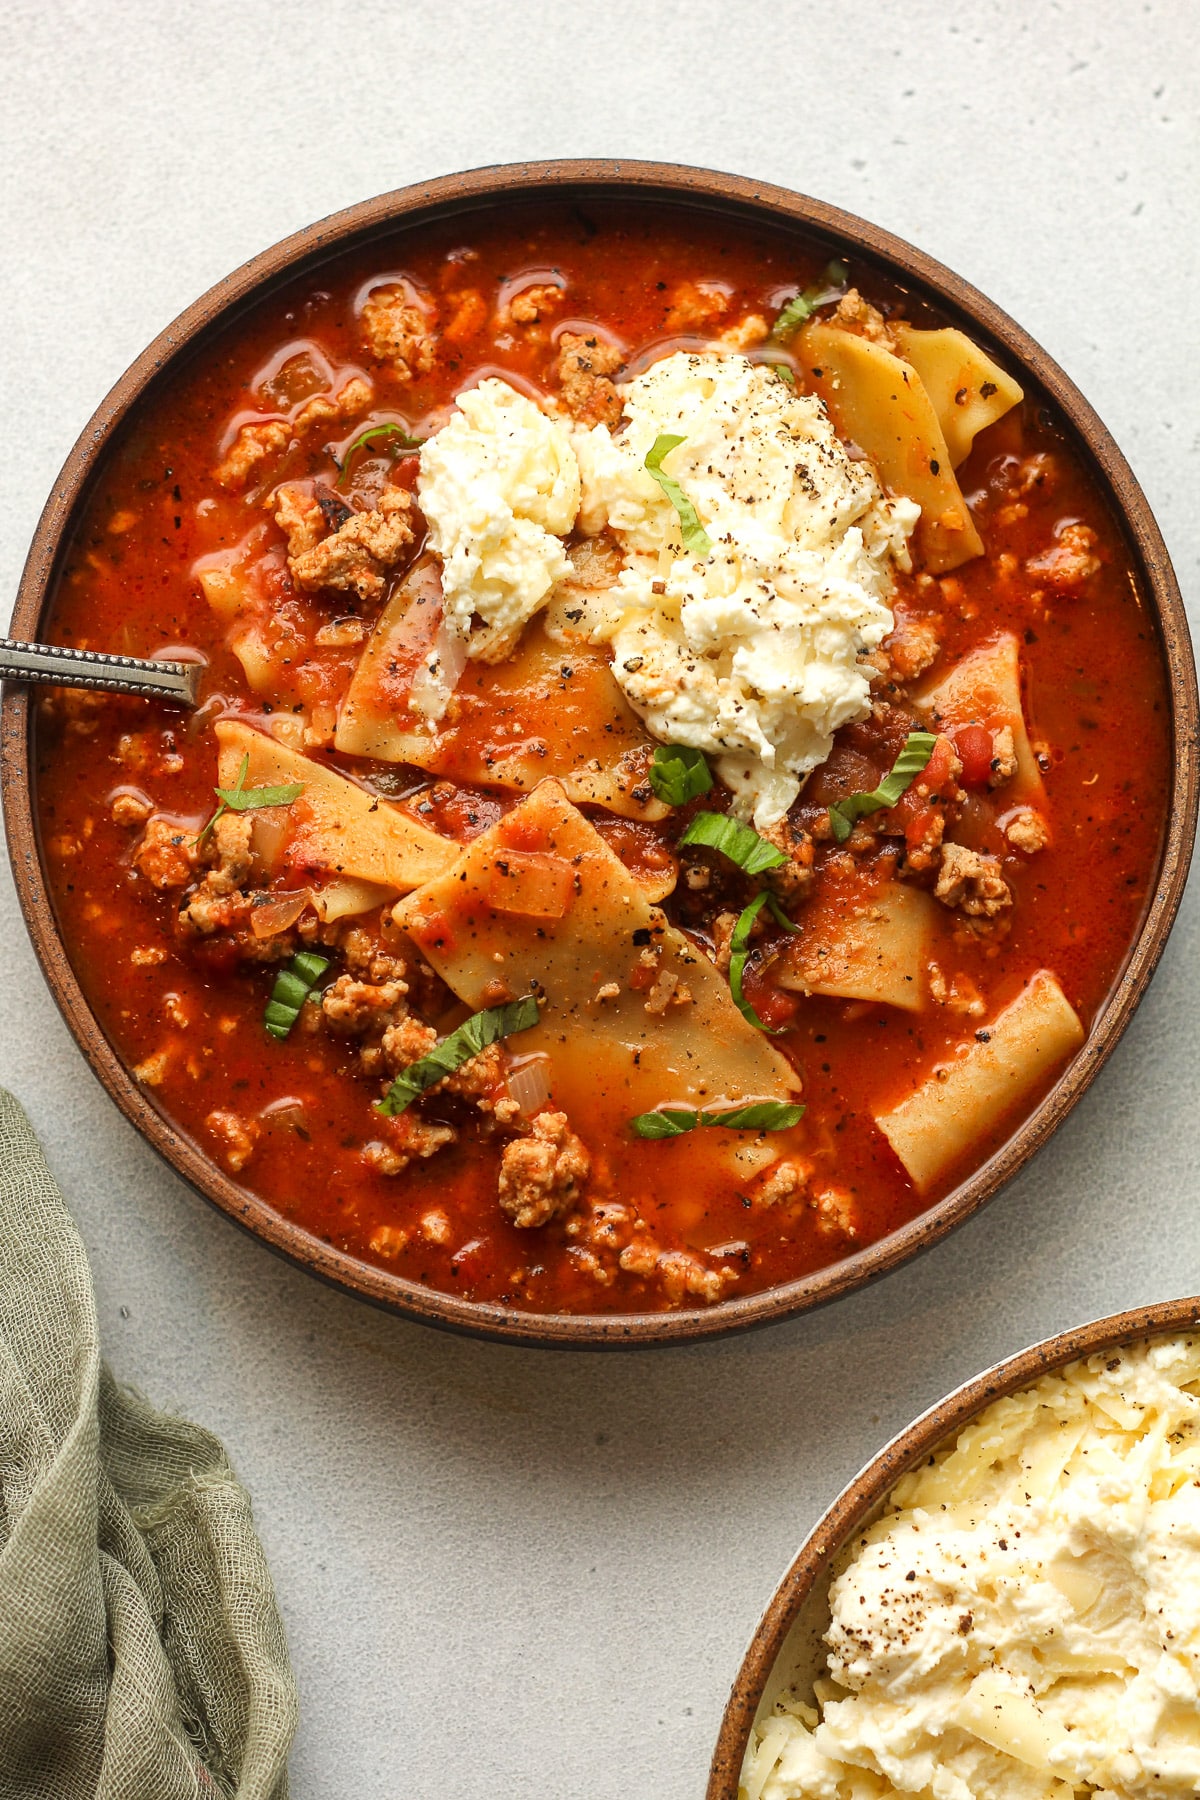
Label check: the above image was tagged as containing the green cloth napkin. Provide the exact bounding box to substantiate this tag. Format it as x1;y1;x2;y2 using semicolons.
0;1089;297;1799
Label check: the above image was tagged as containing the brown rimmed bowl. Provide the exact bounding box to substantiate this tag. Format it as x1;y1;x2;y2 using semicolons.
707;1294;1200;1797
2;160;1196;1348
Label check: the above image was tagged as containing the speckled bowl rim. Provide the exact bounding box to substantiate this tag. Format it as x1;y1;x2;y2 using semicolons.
2;159;1196;1348
707;1294;1200;1796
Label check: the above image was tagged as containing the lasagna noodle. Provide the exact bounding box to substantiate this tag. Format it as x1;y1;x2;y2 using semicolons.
335;585;668;821
393;778;800;1123
917;631;1046;805
874;970;1084;1190
797;320;984;573
892;325;1023;470
774;881;934;1012
215;719;458;907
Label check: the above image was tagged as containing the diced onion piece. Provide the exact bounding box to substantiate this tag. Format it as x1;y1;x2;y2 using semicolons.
484;850;577;921
249;810;291;875
507;1056;552;1116
408;618;469;722
250;889;312;939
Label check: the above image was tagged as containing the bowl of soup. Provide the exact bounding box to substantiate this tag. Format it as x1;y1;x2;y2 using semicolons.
3;160;1195;1345
708;1295;1200;1799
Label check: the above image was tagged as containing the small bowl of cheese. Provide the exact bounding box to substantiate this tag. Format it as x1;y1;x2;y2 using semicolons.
709;1296;1200;1800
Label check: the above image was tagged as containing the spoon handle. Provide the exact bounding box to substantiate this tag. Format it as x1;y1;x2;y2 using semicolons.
0;639;201;707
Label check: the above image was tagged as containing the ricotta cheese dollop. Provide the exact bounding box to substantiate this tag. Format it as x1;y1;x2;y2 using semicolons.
417;377;580;671
573;352;919;827
743;1335;1200;1800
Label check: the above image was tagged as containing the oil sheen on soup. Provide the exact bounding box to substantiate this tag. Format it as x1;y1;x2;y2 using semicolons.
35;202;1170;1315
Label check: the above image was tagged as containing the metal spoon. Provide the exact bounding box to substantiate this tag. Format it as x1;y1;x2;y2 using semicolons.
0;638;201;707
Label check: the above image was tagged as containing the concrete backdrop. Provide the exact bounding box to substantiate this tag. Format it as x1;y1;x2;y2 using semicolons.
2;2;1197;1794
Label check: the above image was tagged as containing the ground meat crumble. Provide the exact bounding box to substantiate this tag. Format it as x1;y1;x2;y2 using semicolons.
498;1111;590;1228
360;283;437;380
934;842;1013;918
214;377;372;489
549;331;624;427
275;482;415;602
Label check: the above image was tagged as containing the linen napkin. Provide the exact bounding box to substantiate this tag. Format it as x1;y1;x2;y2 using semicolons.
0;1088;297;1800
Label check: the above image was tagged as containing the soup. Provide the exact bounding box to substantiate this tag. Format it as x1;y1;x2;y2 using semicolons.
34;202;1170;1315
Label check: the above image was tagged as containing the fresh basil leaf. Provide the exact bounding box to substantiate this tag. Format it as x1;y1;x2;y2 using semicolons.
264;950;329;1041
677;810;788;876
196;754;304;849
772;364;796;387
630;1099;804;1137
630;1108;699;1139
827;730;939;844
648;744;713;807
218;779;305;813
376;994;539;1117
769;259;851;345
644;434;712;558
770;294;817;344
710;1100;805;1131
337;421;424;488
728;889;799;1033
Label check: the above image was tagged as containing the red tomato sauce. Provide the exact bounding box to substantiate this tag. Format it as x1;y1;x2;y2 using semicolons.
32;202;1170;1314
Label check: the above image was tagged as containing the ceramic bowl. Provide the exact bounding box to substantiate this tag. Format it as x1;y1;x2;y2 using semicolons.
3;162;1196;1346
707;1294;1200;1795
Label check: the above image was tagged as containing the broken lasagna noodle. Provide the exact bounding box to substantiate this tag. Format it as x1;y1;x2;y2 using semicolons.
34;203;1169;1314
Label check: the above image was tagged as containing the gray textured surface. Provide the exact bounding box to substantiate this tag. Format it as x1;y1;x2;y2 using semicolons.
1;2;1197;1794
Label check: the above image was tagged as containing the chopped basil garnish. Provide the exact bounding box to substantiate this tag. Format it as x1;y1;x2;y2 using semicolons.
677;810;788;876
675;814;798;1028
631;1099;805;1138
376;995;539;1117
729;889;799;1032
711;1099;804;1131
769;259;851;345
264;951;329;1041
644;434;712;558
827;730;939;844
337;421;424;488
196;754;304;849
648;744;713;807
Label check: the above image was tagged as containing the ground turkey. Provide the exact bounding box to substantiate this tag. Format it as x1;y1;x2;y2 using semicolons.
498;1111;590;1228
1026;521;1101;590
549;332;624;427
275;483;414;603
934;842;1013;918
360;283;437;380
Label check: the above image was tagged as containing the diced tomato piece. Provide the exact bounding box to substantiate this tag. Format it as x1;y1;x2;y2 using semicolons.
741;968;801;1029
449;1236;492;1284
887;733;960;828
485;850;577;920
952;723;994;788
190;935;242;977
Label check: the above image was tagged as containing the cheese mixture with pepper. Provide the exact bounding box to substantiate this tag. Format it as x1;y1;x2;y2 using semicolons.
743;1335;1200;1800
572;352;919;826
419;352;918;827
